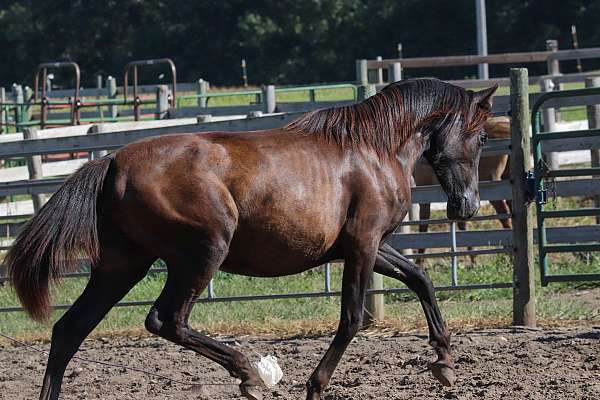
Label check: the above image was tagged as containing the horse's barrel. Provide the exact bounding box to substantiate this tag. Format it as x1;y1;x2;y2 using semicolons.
484;116;510;139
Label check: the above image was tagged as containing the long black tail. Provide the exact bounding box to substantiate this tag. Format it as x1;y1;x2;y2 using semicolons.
6;155;114;321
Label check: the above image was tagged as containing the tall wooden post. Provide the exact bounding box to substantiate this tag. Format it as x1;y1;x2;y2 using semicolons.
510;68;536;327
586;77;600;224
23;127;45;212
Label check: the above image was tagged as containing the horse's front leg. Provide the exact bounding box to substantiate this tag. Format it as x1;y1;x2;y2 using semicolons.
305;236;379;400
374;242;455;386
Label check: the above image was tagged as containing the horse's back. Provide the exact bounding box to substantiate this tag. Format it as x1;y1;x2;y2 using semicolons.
105;130;351;274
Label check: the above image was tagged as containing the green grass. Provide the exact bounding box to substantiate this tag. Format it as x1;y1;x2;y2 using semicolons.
1;252;598;340
176;86;356;108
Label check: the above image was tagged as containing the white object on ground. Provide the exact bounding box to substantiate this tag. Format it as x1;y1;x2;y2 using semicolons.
254;355;283;388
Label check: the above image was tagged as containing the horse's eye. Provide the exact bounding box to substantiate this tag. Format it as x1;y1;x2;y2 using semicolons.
479;131;488;145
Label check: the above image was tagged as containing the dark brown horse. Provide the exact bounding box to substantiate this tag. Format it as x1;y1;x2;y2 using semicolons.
6;78;497;400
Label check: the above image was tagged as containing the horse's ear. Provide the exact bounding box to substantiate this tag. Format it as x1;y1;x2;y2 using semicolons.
471;84;499;111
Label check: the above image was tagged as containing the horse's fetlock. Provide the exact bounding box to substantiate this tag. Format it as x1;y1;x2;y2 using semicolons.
144;310;162;334
232;352;253;373
307;370;328;393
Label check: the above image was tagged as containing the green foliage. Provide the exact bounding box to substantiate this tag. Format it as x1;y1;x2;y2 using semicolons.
1;1;600;87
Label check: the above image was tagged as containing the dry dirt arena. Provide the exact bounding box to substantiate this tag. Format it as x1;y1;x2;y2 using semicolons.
1;326;599;400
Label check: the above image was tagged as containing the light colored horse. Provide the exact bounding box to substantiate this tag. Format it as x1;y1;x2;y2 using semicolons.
414;116;511;263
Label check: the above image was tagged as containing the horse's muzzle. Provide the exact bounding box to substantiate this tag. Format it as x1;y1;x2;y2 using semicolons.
446;193;479;221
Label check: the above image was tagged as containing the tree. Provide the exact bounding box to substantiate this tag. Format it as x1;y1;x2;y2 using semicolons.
0;0;598;88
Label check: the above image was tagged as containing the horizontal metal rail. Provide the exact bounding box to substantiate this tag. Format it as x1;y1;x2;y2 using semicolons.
0;267;168;284
0;247;508;285
403;248;510;259
0;282;513;314
544;168;600;178
540;208;600;218
532;128;600;142
542;274;600;283
399;213;511;226
541;243;600;253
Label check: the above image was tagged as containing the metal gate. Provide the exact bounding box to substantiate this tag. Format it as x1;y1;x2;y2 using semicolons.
531;86;600;285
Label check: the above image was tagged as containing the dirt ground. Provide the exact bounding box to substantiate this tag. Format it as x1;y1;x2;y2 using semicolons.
1;326;599;400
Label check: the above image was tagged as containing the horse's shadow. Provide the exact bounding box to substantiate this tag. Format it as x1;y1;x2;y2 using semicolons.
535;329;600;343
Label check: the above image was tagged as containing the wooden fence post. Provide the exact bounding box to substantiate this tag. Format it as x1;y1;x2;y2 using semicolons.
23;86;33;123
106;76;118;120
365;272;384;326
197;79;209;107
262;85;276;114
510;68;536;327
357;84;376;101
355;59;368;85
546;39;562;121
540;78;559;170
96;74;104;119
376;56;384;84
23;127;45;213
388;62;402;83
156;85;169;119
12;84;23;130
586;77;600;224
88;124;109;160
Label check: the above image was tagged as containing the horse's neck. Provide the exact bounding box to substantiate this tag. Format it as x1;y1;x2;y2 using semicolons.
396;103;442;172
395;129;428;177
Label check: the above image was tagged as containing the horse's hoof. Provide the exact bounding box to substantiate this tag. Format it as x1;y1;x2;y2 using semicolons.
240;384;264;400
430;362;456;387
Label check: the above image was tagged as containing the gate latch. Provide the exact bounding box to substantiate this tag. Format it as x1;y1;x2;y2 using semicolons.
525;170;546;204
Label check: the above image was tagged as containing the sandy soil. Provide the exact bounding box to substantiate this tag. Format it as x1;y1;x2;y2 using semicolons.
1;325;599;400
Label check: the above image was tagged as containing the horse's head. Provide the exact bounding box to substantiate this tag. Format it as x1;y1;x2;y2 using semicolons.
422;84;498;220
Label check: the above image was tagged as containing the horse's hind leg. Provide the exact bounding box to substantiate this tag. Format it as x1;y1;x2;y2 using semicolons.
490;199;512;229
40;235;154;400
145;247;263;400
374;243;455;387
